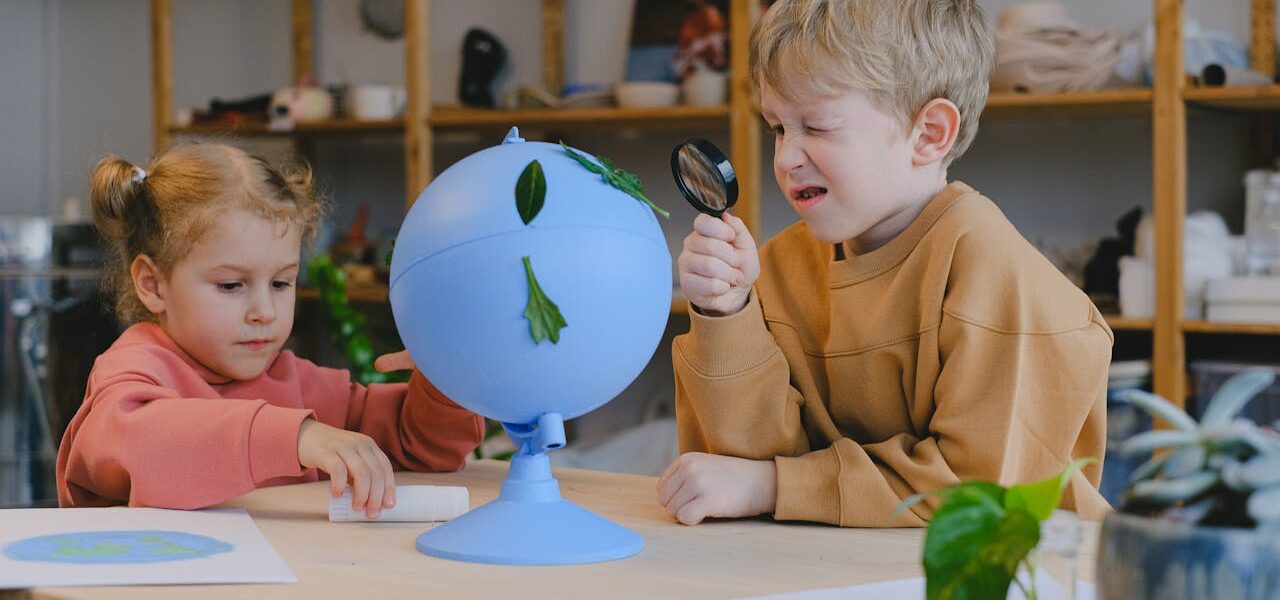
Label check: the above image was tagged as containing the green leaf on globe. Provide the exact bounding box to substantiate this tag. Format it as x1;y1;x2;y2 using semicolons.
515;159;547;225
560;141;670;219
522;256;567;344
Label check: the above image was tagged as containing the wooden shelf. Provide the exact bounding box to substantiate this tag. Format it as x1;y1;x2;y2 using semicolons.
1185;85;1280;111
431;104;730;130
981;88;1153;119
171;118;403;136
1104;315;1153;331
169;105;731;138
1182;320;1280;335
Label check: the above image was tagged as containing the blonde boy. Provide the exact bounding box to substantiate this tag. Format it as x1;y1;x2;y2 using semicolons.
657;0;1111;527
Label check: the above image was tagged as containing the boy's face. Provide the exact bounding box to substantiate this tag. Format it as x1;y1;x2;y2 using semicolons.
761;81;921;249
153;209;300;381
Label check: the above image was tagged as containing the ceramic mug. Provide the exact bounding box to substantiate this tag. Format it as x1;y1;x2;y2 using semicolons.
682;69;727;107
352;84;407;120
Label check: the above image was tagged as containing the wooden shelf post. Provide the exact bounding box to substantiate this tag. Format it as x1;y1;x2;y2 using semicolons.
291;0;314;83
729;0;762;237
1152;0;1187;406
151;0;172;152
404;0;432;206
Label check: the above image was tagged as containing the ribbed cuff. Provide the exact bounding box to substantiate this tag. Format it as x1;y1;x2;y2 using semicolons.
248;404;314;484
682;290;779;377
774;447;843;525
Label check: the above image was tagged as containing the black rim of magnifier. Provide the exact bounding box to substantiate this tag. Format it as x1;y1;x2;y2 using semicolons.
670;138;738;216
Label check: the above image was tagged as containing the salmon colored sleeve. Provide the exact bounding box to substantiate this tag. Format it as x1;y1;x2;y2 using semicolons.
343;370;484;472
57;371;312;509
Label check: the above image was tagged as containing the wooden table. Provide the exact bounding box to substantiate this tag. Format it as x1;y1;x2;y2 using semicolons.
13;461;1097;600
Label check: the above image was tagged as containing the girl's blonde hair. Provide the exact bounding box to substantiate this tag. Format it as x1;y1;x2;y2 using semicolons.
750;0;995;163
90;143;325;323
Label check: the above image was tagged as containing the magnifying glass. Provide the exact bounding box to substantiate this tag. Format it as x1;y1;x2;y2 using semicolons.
671;138;738;217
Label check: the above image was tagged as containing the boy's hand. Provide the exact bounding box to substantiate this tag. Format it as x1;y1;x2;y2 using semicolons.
678;212;760;316
657;452;777;525
297;419;396;519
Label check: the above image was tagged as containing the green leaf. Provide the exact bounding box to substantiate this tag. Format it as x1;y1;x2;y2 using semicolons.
1115;388;1199;432
522;256;567;344
560;141;670;219
922;482;1034;600
1202;368;1276;427
1004;457;1098;521
515;159;547;225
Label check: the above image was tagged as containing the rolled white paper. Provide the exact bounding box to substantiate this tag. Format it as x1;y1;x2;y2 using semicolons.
328;485;470;522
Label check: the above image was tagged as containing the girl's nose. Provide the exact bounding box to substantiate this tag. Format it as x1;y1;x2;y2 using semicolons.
246;288;276;324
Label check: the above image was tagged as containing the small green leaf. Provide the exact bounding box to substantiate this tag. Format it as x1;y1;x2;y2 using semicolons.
522;256;567;344
515;159;547;225
1005;457;1098;521
560;141;670;219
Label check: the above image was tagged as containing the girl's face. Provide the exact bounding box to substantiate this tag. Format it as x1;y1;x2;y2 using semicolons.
153;209;300;381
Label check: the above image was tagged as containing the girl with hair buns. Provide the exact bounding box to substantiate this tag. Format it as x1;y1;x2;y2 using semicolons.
57;143;483;517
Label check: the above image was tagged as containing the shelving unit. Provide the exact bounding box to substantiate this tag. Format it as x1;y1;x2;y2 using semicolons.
151;0;1280;409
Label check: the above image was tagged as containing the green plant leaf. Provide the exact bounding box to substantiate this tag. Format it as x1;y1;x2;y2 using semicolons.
522;256;567;344
560;141;670;219
1005;457;1098;521
1116;388;1198;432
1202;368;1276;427
515;159;547;225
1119;429;1199;455
1126;470;1218;503
922;482;1040;600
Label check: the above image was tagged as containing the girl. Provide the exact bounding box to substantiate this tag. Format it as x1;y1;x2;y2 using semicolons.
57;143;483;518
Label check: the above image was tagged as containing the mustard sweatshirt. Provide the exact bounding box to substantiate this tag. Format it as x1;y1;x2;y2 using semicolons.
673;181;1112;527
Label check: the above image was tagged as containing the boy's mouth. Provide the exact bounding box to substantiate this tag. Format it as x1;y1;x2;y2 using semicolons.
791;186;828;209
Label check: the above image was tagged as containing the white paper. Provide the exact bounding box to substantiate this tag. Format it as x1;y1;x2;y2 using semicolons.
740;572;1095;600
0;507;295;589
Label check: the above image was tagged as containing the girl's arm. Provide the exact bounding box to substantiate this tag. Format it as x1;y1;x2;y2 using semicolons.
340;370;484;472
57;372;313;509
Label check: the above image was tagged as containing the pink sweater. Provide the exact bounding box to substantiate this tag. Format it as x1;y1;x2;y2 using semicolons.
57;323;484;509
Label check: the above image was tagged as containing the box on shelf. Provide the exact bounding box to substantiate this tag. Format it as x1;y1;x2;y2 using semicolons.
1205;276;1280;324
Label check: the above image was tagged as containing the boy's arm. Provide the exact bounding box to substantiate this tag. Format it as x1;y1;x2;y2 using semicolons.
673;291;810;459
772;314;1112;527
343;371;484;472
57;373;312;509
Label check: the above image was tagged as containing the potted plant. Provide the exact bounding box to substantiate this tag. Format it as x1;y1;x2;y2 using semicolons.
1098;368;1280;599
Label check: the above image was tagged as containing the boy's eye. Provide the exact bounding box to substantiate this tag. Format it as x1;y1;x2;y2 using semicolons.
217;282;242;292
770;124;785;136
272;280;293;290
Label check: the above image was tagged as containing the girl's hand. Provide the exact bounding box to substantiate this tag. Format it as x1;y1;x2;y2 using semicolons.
297;419;396;519
678;212;760;316
656;452;777;525
373;350;414;373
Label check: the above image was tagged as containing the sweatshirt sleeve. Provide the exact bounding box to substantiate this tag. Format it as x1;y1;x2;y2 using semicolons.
672;291;811;459
57;371;313;509
772;313;1113;527
342;370;484;472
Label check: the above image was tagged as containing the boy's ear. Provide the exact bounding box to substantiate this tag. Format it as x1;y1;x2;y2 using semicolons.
130;255;168;316
910;98;961;167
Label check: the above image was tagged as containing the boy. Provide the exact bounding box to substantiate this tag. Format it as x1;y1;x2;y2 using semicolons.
657;0;1111;527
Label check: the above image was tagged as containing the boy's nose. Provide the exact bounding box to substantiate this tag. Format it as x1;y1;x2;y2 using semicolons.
774;137;806;172
246;289;276;324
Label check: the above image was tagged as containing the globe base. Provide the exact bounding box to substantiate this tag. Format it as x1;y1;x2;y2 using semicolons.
416;452;642;565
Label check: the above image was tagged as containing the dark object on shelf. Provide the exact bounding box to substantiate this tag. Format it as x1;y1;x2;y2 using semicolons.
1084;206;1143;297
359;0;403;40
459;28;506;109
191;93;273;126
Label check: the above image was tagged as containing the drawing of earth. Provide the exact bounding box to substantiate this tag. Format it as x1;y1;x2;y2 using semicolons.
4;530;233;564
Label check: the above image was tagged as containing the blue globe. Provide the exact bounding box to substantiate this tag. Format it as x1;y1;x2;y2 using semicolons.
389;130;672;424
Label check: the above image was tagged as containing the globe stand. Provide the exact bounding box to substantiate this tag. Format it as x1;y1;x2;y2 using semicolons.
415;412;643;565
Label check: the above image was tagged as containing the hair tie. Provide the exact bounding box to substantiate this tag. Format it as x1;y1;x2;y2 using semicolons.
131;166;147;185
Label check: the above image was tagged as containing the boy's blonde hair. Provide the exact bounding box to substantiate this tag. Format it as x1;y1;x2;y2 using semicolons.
750;0;995;163
90;143;325;323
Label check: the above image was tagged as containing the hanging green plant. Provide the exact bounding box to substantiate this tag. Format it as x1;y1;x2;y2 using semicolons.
515;159;547;225
561;141;670;219
306;254;407;385
895;457;1096;600
521;255;567;344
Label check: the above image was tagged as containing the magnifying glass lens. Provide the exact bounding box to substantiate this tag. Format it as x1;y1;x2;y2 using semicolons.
671;139;738;217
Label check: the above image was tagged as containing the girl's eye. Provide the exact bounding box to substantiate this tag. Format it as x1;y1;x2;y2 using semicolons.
217;282;242;292
272;280;293;290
